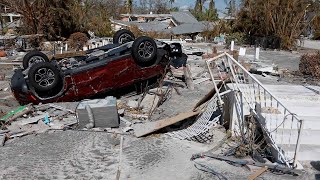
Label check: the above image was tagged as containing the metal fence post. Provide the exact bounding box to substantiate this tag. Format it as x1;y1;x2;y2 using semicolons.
293;120;304;167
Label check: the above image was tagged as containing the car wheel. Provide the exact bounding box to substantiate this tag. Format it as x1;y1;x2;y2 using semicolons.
131;36;157;65
23;51;49;69
28;62;61;92
113;29;135;44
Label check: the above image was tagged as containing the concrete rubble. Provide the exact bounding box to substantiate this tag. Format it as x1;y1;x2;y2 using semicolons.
0;39;319;180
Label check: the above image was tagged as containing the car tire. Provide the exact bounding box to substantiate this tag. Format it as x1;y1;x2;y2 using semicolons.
23;51;49;69
131;36;157;65
113;29;135;44
28;62;61;92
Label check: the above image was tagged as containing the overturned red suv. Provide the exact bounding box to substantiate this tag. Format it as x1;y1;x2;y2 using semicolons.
11;30;183;104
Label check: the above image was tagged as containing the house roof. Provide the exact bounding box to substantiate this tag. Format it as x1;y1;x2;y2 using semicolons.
166;21;217;35
110;19;135;27
111;19;170;32
170;11;198;24
137;21;170;32
112;11;218;35
120;13;172;18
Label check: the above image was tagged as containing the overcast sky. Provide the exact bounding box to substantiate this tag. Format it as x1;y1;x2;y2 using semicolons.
174;0;226;9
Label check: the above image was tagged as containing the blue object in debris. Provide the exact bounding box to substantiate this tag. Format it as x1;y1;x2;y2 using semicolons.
43;115;50;125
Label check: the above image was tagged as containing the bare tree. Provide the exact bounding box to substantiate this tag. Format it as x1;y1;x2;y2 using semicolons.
236;0;320;49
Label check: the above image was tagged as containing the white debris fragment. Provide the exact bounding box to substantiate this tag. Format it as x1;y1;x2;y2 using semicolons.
127;100;139;109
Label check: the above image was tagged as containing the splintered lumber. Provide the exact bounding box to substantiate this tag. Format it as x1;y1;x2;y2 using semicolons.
3;104;33;126
13;114;47;126
0;135;6;146
183;65;194;90
133;111;200;137
247;166;268;180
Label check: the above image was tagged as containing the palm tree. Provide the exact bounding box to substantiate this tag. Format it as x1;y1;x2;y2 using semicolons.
195;0;207;13
126;0;133;14
169;0;175;9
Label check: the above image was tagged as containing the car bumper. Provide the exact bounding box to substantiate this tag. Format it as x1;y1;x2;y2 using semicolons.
11;69;40;104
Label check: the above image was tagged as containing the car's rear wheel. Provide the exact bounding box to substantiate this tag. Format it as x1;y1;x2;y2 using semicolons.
23;51;49;69
28;62;61;92
131;36;157;66
113;29;135;44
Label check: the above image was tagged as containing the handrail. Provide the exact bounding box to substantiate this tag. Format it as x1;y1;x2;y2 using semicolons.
205;52;303;167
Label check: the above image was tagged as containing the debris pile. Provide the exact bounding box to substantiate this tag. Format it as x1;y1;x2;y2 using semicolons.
0;103;77;145
300;52;320;78
0;33;316;179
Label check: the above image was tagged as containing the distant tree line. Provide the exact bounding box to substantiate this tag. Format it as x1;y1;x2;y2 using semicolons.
235;0;320;49
0;0;182;39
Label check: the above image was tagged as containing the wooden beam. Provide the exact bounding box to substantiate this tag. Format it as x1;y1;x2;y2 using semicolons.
133;111;200;137
247;166;268;180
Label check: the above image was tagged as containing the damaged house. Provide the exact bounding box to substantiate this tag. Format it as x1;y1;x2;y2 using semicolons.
111;10;216;39
0;3;22;32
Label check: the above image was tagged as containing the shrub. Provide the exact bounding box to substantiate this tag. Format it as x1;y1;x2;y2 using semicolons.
225;32;245;48
68;32;88;51
299;52;320;78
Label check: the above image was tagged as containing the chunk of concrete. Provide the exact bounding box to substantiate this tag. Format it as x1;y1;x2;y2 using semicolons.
140;94;160;113
77;97;119;128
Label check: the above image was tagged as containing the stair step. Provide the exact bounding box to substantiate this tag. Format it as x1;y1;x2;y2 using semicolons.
261;113;320;130
278;144;320;161
271;129;320;145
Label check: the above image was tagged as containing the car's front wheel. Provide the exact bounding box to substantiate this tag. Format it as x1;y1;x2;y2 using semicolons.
131;36;157;66
28;62;61;92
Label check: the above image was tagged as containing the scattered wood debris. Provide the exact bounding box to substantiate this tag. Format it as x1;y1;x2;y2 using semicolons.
133;111;200;137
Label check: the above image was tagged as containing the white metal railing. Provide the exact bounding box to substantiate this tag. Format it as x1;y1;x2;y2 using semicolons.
205;52;304;168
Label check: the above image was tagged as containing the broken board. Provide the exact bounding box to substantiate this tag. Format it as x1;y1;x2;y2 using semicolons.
133;111;200;137
247;166;268;180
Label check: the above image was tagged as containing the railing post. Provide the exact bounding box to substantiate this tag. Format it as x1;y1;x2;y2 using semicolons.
206;60;223;105
293;119;304;167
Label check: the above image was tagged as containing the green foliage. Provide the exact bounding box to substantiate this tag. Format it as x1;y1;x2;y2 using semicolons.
225;32;245;47
225;0;236;17
4;0;122;40
236;0;320;49
192;0;218;21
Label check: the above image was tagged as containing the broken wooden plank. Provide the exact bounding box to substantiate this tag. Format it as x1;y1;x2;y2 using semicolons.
0;135;6;146
13;114;47;126
9;131;35;138
184;65;194;90
133;111;200;137
193;78;210;85
3;104;33;126
48;104;75;114
247;166;268;180
0;130;10;135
